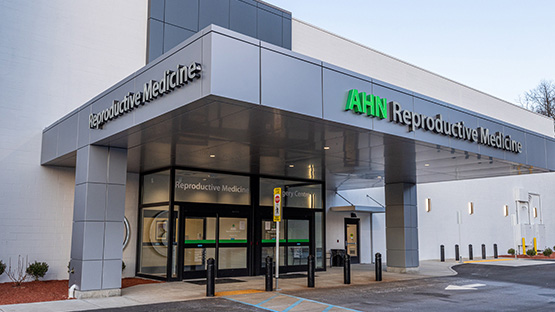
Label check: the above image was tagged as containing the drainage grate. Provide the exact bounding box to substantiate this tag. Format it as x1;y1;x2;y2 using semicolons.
185;278;245;285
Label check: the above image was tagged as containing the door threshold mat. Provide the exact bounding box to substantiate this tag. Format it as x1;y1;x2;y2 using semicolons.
278;273;316;279
185;278;246;285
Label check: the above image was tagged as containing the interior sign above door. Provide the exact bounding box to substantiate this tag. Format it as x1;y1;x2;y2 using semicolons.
89;62;202;129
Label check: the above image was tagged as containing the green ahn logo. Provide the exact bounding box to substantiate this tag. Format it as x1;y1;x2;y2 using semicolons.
345;89;387;119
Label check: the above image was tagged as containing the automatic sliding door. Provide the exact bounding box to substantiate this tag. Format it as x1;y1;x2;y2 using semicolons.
183;216;216;278
218;217;248;276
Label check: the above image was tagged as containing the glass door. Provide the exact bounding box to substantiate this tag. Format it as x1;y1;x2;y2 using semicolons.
181;205;250;279
183;216;217;279
259;217;312;274
345;218;360;264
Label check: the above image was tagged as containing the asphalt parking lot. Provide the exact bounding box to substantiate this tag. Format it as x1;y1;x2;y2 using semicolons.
81;260;555;312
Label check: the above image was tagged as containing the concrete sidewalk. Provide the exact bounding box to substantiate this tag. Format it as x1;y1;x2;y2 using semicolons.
0;260;456;312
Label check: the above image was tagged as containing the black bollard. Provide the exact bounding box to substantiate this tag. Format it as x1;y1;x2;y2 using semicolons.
344;254;351;284
469;244;473;260
455;244;460;261
206;258;215;297
494;244;498;259
440;245;445;262
481;244;486;259
375;253;382;282
307;254;315;288
265;256;273;291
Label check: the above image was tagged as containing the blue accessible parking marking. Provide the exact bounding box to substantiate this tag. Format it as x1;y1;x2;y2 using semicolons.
225;292;361;312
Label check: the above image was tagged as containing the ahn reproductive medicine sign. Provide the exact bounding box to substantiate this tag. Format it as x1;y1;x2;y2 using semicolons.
89;62;202;129
345;89;523;154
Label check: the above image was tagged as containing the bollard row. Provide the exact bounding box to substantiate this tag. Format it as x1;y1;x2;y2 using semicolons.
442;243;500;261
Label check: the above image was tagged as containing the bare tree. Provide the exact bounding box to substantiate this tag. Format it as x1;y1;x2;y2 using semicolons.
519;80;555;120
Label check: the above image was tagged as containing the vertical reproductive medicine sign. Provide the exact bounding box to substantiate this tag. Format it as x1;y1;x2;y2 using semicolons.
273;187;282;222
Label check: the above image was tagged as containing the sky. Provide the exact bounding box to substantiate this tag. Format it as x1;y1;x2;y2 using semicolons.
269;0;555;105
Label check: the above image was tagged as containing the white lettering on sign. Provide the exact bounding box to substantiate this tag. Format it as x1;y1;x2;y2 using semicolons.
175;181;249;193
282;191;313;198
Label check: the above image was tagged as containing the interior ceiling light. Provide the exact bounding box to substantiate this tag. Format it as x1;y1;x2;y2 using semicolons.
289;164;295;168
324;146;330;150
424;163;430;167
209;154;215;158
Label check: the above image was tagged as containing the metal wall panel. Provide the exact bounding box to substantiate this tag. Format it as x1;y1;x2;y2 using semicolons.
525;133;547;168
199;0;230;29
165;0;198;31
322;68;373;129
257;8;282;47
261;47;322;117
148;19;164;63
230;0;257;38
163;23;195;53
209;33;260;104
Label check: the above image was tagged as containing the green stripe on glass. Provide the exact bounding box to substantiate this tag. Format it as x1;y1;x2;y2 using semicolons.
218;239;248;243
184;240;216;244
261;239;286;243
288;239;309;243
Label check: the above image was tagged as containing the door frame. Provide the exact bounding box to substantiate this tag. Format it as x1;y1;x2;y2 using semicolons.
344;218;360;264
179;203;251;279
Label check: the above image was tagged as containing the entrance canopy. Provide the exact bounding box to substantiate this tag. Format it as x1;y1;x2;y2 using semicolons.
41;25;555;190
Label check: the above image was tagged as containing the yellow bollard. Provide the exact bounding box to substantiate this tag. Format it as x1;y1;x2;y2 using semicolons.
522;237;526;255
534;237;537;253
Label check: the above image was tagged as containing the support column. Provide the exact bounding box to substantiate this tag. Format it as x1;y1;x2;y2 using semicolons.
385;182;419;272
384;139;418;273
69;145;127;298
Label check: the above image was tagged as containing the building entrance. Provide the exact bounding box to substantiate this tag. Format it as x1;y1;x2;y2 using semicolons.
180;205;250;279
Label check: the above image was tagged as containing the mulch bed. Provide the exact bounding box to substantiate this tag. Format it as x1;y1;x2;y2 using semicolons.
0;277;162;306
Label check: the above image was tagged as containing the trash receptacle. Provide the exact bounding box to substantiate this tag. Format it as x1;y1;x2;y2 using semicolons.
330;249;346;267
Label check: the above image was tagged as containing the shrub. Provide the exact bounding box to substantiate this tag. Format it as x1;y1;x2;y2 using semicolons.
26;261;49;281
526;249;537;256
543;247;553;257
0;260;5;276
7;255;29;286
507;248;515;255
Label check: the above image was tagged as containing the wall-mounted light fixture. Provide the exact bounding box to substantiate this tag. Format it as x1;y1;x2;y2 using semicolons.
425;198;431;212
468;202;474;215
503;205;509;217
534;207;538;218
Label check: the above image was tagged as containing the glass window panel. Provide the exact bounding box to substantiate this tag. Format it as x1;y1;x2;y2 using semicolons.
171;206;179;278
219;247;247;269
261;220;285;242
315;212;324;269
287;246;309;265
184;217;216;243
219;217;247;242
139;206;169;277
184;248;216;271
175;170;250;205
261;246;285;267
142;171;170;204
260;178;322;208
288;220;309;242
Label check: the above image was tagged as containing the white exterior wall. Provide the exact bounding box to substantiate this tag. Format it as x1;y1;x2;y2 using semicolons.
418;173;555;260
292;19;554;138
0;0;147;282
330;172;555;262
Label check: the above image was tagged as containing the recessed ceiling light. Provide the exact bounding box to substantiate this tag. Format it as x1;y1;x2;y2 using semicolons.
324;146;330;150
424;163;430;167
289;164;294;168
209;154;216;158
377;176;382;179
